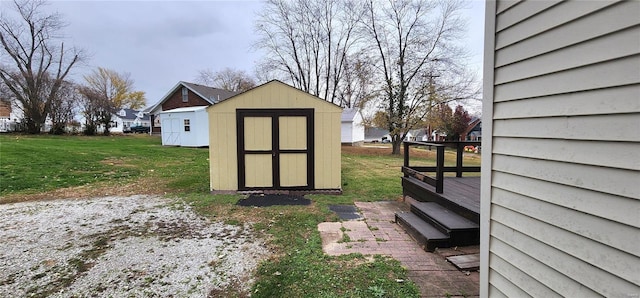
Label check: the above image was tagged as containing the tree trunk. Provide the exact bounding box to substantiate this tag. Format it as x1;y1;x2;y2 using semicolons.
24;114;45;134
25;121;41;134
391;138;402;155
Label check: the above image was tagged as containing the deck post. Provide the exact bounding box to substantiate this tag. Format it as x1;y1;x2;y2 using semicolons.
456;142;463;177
404;141;410;168
436;146;444;193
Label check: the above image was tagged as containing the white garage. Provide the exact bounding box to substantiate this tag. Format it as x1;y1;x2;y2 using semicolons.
159;106;209;147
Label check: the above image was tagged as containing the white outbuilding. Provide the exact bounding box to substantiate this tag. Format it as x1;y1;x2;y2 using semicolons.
159;106;209;147
340;108;365;146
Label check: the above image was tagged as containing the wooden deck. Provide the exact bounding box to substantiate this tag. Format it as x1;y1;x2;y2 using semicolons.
440;177;481;212
398;141;481;252
402;176;481;224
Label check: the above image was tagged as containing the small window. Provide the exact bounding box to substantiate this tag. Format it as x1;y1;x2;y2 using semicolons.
184;119;190;131
181;87;188;102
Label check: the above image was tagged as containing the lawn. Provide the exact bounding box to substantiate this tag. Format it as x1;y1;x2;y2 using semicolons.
0;134;210;198
0;134;481;297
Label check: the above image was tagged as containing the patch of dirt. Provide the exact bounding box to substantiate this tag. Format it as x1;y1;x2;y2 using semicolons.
342;145;396;156
0;177;170;205
0;195;270;297
100;157;136;167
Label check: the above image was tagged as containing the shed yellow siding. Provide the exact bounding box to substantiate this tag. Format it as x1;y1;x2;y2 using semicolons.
208;80;342;191
209;111;238;190
314;111;341;189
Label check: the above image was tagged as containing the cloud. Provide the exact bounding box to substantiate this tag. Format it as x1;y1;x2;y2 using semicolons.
43;1;264;105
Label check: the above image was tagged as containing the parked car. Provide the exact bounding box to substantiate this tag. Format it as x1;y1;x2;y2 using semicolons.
129;126;150;133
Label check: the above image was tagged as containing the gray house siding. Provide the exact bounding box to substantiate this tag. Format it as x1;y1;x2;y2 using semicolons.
481;1;640;297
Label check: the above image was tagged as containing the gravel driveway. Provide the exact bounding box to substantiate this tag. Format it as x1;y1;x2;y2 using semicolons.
0;195;269;297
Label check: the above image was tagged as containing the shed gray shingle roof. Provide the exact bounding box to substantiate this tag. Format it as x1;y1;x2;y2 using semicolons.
341;108;360;122
181;82;237;104
147;81;238;114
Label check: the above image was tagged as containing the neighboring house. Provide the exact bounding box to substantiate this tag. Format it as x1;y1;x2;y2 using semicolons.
147;81;237;134
110;108;150;133
208;80;342;193
431;130;447;142
462;117;481;141
364;127;391;143
0;100;15;132
481;2;639;297
159;106;208;147
341;108;365;146
407;129;429;142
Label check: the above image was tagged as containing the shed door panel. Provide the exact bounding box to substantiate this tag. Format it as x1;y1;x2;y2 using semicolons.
237;109;314;190
244;117;272;150
279;117;307;149
243;117;273;187
279;116;308;187
279;153;307;187
245;154;273;187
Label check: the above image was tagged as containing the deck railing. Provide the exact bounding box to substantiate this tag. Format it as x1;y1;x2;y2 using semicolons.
403;141;481;194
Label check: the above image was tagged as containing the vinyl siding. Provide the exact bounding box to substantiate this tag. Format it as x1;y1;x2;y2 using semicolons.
482;1;640;297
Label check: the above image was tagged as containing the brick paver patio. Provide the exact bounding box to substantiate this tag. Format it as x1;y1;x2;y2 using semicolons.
318;201;479;297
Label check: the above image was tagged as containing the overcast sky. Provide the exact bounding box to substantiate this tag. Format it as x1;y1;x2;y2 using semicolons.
12;0;486;109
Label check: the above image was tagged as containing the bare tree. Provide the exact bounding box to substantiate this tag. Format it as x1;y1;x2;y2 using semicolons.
48;79;77;134
80;67;146;135
195;67;256;92
0;0;82;134
337;52;377;109
362;0;478;154
254;0;364;104
78;86;104;136
0;81;12;108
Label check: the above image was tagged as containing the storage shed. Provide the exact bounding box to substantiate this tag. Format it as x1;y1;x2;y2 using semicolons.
159;106;209;147
340;108;365;146
208;80;342;193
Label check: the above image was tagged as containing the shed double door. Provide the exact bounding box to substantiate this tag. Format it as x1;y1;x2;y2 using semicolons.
237;109;314;190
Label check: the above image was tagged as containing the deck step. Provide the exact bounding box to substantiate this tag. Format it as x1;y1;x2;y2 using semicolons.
402;176;480;224
410;202;479;247
411;201;479;231
395;212;450;252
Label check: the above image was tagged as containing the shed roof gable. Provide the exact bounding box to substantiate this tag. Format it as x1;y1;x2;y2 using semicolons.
209;80;343;112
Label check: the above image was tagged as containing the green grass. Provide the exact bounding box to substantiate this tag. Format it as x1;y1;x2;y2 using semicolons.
0;134;210;196
0;135;482;297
